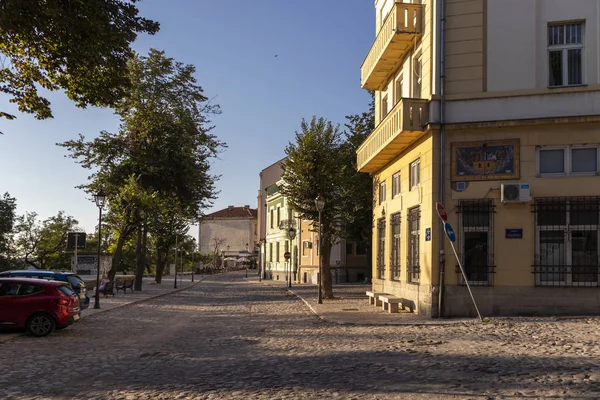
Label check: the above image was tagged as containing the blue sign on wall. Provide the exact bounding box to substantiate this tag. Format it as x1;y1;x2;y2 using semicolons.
425;228;431;241
444;223;456;242
506;229;523;239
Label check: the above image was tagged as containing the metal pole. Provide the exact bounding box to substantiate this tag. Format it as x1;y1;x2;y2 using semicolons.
174;236;178;289
180;249;183;287
74;234;78;273
94;208;102;309
449;241;483;321
259;242;263;282
318;210;322;304
191;249;195;282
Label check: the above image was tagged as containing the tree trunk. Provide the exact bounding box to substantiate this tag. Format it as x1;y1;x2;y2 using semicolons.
142;225;149;274
107;226;133;282
155;245;167;284
321;230;334;299
134;225;144;291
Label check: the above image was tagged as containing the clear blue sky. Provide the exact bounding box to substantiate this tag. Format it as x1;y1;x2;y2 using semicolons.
0;0;374;233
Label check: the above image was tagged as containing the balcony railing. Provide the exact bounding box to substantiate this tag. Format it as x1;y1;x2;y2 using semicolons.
357;98;429;173
361;2;423;91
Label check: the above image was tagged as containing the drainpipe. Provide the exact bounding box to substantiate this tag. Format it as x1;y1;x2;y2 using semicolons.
437;0;447;319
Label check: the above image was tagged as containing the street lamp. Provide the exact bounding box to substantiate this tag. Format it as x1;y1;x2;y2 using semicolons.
288;227;296;288
221;250;224;270
174;236;178;289
314;195;324;304
191;238;196;282
93;190;106;309
245;243;249;276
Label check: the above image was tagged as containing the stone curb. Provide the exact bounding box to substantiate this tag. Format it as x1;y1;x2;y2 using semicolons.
0;277;206;344
246;278;480;327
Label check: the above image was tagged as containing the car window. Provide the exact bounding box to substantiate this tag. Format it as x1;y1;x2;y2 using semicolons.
66;275;84;288
56;285;76;297
0;283;42;296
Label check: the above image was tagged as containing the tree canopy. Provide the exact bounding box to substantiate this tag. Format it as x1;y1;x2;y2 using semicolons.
0;0;159;120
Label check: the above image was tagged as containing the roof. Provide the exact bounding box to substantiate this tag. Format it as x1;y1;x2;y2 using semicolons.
204;206;258;219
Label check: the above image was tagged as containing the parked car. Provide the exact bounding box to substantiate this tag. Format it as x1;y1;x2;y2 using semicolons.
0;278;81;336
0;270;90;310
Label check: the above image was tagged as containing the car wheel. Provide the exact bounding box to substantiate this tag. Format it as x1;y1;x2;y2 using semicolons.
27;313;56;337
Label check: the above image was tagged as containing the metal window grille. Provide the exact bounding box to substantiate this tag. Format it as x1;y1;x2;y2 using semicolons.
407;207;420;283
391;213;401;280
377;218;386;279
532;197;600;287
456;200;496;286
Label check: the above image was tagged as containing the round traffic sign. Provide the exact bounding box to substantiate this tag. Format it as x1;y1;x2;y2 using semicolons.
436;203;448;222
284;251;291;260
444;222;456;242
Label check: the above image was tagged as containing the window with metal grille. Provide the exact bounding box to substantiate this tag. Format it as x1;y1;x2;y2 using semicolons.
377;218;386;279
457;200;496;286
391;213;401;280
407;207;420;283
548;22;584;87
276;242;280;263
532;197;600;287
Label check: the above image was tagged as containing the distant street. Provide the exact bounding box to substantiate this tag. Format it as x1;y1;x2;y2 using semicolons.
1;272;600;399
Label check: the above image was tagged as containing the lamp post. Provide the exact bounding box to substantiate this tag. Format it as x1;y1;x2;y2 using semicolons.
191;238;196;282
221;250;224;270
245;243;249;276
93;190;106;310
314;195;324;304
288;227;296;288
174;236;178;289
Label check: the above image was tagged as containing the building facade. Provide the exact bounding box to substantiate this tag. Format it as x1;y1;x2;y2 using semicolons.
359;0;600;317
198;206;257;261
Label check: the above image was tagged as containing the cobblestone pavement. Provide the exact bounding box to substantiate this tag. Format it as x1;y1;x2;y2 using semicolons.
2;271;600;400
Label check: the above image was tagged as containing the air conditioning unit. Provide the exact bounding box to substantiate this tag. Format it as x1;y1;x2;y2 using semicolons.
501;183;531;203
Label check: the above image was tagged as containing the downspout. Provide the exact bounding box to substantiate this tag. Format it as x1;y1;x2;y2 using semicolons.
437;0;447;318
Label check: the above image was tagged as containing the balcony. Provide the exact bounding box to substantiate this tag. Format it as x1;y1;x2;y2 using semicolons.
361;2;423;91
357;98;429;174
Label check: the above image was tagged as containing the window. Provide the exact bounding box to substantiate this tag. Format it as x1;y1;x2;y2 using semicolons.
381;94;389;120
395;75;403;105
458;200;495;286
0;283;43;296
346;242;354;255
276;207;281;227
537;146;599;175
407;207;420;283
377;218;386;279
391;213;401;280
276;242;280;262
410;159;420;190
533;197;600;287
548;22;583;87
302;241;311;256
269;243;273;262
379;181;386;204
413;55;422;98
392;171;401;198
270;209;274;229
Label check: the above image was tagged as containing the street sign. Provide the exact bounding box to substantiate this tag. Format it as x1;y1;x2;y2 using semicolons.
444;222;456;242
67;232;86;251
284;251;291;260
436;203;448;222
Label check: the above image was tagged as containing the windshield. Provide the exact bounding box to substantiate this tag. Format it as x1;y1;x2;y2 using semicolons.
56;285;76;296
66;275;84;289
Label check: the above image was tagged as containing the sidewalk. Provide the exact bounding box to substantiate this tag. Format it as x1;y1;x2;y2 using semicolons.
248;276;477;326
0;275;203;343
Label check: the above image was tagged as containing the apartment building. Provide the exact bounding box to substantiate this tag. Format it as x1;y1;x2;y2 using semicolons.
359;0;600;317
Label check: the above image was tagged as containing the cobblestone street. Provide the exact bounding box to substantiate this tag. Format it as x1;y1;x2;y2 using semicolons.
2;271;600;399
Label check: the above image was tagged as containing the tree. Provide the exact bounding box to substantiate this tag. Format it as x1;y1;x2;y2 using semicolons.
14;211;79;269
340;96;375;276
0;192;17;267
280;117;347;299
0;0;159;120
59;49;223;287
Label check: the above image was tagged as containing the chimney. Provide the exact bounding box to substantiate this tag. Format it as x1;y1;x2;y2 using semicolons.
228;205;234;210
244;205;249;209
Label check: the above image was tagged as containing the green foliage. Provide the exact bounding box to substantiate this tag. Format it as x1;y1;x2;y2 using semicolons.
14;211;79;270
0;0;159;120
0;192;16;255
340;95;375;247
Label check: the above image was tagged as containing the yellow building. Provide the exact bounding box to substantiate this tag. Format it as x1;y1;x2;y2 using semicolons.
359;0;600;317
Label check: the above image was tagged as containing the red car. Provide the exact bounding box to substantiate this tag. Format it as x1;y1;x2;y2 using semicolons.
0;278;81;337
